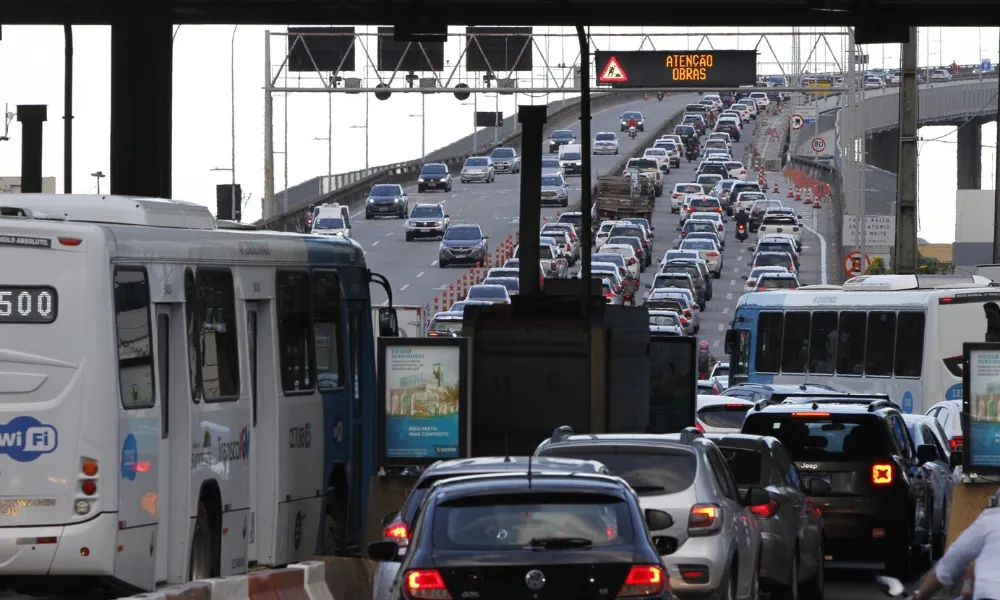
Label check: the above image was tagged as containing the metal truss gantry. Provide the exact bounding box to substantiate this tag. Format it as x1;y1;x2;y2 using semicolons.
262;27;852;217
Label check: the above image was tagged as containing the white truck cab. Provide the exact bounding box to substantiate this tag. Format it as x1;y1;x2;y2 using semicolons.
310;203;352;238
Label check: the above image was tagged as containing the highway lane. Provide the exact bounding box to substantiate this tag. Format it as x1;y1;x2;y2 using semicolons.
351;93;700;307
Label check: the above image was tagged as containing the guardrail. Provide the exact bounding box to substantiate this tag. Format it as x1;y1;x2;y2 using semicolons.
257;91;646;232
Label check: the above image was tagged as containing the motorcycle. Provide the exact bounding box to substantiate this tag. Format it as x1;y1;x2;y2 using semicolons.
656;92;665;101
628;126;638;140
736;223;748;242
685;148;697;162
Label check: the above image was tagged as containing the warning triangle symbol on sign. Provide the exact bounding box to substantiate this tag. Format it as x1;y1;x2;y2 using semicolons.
599;56;628;83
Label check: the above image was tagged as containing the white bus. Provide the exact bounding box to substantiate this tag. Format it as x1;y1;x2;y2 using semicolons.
727;274;999;415
0;195;387;595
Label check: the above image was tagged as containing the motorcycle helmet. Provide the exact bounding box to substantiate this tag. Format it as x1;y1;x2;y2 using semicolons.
699;340;710;351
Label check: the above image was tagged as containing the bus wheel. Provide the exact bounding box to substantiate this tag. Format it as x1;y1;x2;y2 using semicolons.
189;500;216;580
324;493;347;555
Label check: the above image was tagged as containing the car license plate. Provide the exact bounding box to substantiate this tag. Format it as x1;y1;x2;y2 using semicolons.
776;227;784;232
420;228;435;232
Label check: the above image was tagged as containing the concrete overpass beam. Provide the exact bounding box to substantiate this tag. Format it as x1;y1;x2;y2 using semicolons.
868;129;899;173
956;118;984;190
109;7;172;198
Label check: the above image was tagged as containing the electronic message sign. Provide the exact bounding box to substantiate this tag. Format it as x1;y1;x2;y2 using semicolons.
594;50;757;88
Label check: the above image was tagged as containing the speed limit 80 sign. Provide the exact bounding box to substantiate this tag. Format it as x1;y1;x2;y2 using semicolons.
811;137;827;153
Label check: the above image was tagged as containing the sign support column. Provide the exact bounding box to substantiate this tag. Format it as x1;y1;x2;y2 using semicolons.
895;27;919;274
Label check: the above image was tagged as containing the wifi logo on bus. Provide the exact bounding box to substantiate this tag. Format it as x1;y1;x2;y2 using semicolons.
0;416;58;463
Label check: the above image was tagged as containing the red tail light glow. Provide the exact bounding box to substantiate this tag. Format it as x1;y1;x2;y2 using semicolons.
872;463;893;485
688;503;721;533
384;520;410;542
628;258;637;265
604;292;616;299
749;499;779;519
680;317;688;325
695;422;704;432
707;252;719;257
405;570;452;600
949;436;963;451
793;227;800;232
683;309;693;318
58;237;83;247
617;565;666;598
792;412;831;417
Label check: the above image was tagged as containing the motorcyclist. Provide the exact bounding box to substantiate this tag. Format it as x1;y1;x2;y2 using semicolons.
901;489;1000;600
627;117;638;129
697;340;716;379
734;209;750;239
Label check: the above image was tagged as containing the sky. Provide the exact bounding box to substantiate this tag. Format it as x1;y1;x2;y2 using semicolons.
0;25;997;242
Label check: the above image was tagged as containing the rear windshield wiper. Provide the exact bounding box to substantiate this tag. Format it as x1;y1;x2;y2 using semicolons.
528;537;594;549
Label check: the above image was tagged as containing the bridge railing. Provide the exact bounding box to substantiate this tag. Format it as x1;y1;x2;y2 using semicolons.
257;91;644;232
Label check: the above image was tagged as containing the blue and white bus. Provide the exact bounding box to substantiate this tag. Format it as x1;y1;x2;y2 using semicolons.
0;194;393;594
726;275;998;415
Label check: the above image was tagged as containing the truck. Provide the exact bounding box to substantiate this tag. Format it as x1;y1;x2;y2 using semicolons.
594;172;656;222
621;158;663;196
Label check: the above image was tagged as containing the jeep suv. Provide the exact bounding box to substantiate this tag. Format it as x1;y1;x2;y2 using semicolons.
740;399;934;578
535;427;765;600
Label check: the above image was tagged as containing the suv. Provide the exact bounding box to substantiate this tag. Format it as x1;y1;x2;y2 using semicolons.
404;203;450;241
740;400;935;578
417;163;453;193
438;224;489;267
535;428;765;600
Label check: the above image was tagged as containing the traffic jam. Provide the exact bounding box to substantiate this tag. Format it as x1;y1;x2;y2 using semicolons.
358;90;967;600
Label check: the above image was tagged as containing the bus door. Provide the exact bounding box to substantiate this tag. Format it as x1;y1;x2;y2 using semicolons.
248;298;279;565
245;301;262;564
153;302;193;585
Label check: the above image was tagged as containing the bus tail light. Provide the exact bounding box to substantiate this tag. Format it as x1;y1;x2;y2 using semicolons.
77;457;99;514
81;480;97;496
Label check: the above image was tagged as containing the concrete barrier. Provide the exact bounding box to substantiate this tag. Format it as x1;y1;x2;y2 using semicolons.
363;475;419;556
317;556;378;600
117;561;350;600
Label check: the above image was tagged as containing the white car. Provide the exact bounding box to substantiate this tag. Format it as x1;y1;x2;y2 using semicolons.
709;362;730;389
925;400;964;456
748;92;770;109
742;266;789;292
689;212;726;236
753;272;800;291
660;134;683;147
678;238;722;277
593;132;620;155
730;104;751;122
595;220;623;249
600;243;641;278
734;191;766;214
642;148;671;173
541;158;563;176
653;140;682;168
757;212;802;248
725;161;747;180
671;183;703;214
704;139;729;153
929;68;952;82
696;394;753;433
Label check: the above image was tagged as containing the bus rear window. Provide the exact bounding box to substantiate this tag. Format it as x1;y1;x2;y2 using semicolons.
741;414;889;462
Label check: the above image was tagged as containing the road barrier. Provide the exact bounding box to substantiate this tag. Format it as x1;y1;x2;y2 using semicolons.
258;91;649;233
117;561;340;600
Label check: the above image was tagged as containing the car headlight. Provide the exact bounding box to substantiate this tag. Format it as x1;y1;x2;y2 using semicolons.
435;221;444;227
418;178;425;182
366;197;373;203
393;197;400;203
405;221;414;228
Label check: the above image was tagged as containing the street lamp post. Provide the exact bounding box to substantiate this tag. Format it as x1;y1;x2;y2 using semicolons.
350;124;368;169
409;104;425;160
460;100;475;152
313;135;332;177
91;171;106;194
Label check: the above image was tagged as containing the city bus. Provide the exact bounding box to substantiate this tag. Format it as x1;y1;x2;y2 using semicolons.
0;194;395;594
725;274;997;415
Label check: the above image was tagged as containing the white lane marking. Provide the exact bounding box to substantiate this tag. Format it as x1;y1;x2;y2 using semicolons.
433;285;447;290
722;307;730;315
732;267;739;273
801;222;829;285
730;280;736;286
400;284;410;291
385;232;394;237
416;271;425;278
431;260;439;266
372;240;380;246
717;324;724;331
726;292;733;300
713;340;721;348
451;193;459;198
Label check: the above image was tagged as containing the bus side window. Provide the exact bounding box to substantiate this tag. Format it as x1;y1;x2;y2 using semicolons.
733;330;751;376
780;312;810;373
836;311;866;375
808;311;838;374
114;267;156;410
276;271;315;394
864;311;896;376
184;269;202;401
312;271;343;391
196;269;241;401
894;311;924;377
755;312;783;373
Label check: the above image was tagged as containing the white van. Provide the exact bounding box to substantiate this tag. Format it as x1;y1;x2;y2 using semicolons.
558;144;583;176
311;203;352;238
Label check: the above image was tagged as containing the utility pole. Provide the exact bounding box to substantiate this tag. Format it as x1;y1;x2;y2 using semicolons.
91;170;106;194
895;27;919;273
263;30;274;219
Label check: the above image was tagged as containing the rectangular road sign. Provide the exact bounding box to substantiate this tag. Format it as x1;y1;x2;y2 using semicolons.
843;215;896;247
594;50;757;89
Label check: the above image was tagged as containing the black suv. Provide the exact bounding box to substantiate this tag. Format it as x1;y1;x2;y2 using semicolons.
417;163;453;193
740;399;934;578
369;472;676;600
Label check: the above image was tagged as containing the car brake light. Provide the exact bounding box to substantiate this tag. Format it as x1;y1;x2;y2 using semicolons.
688;503;721;534
793;227;799;232
792;412;831;417
405;569;452;600
872;464;893;485
384;520;410;544
741;169;746;174
749;499;779;519
617;565;666;598
628;258;637;265
707;252;719;257
686;207;694;211
566;244;572;252
747;279;756;286
604;292;616;299
683;309;693;318
949;436;963;451
789;287;797;290
680;317;688;325
695;422;705;432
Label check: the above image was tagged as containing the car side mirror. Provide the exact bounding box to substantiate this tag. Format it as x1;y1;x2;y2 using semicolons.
367;540;402;562
804;477;832;496
741;275;748;280
445;214;450;218
644;509;674;531
743;487;770;507
916;444;938;465
483;235;490;240
378;307;399;337
950;449;963;468
347;224;353;229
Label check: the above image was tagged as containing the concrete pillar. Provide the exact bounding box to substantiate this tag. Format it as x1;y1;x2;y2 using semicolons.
956;118;983;190
16;105;47;193
865;129;899;173
109;7;172;198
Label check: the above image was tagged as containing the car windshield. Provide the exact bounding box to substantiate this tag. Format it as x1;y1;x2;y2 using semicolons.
698;175;722;184
445;227;481;241
596;133;616;141
428;319;463;334
676;126;695;134
650;313;680;327
450;301;489;313
622;112;642;119
371;184;400;197
755;254;791;267
593;254;625;266
559;214;582;226
690;199;721;209
607;236;638;248
629;159;658;170
764;216;797;226
552;130;574;140
739;194;765;203
718;447;764;486
682;240;715;250
541;447;696;496
314;217;344;229
686;222;717;233
422;164;447;175
431;494;634;549
541;176;564;186
542;159;560;168
750;267;786;279
753;202;782;213
491;148;515;158
410;206;443;218
561;152;582;160
465;158;488;167
484;278;519;293
742;414;890;462
676;184;702;194
645;149;666;156
468;286;505;300
758;277;797;289
654;276;689;288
